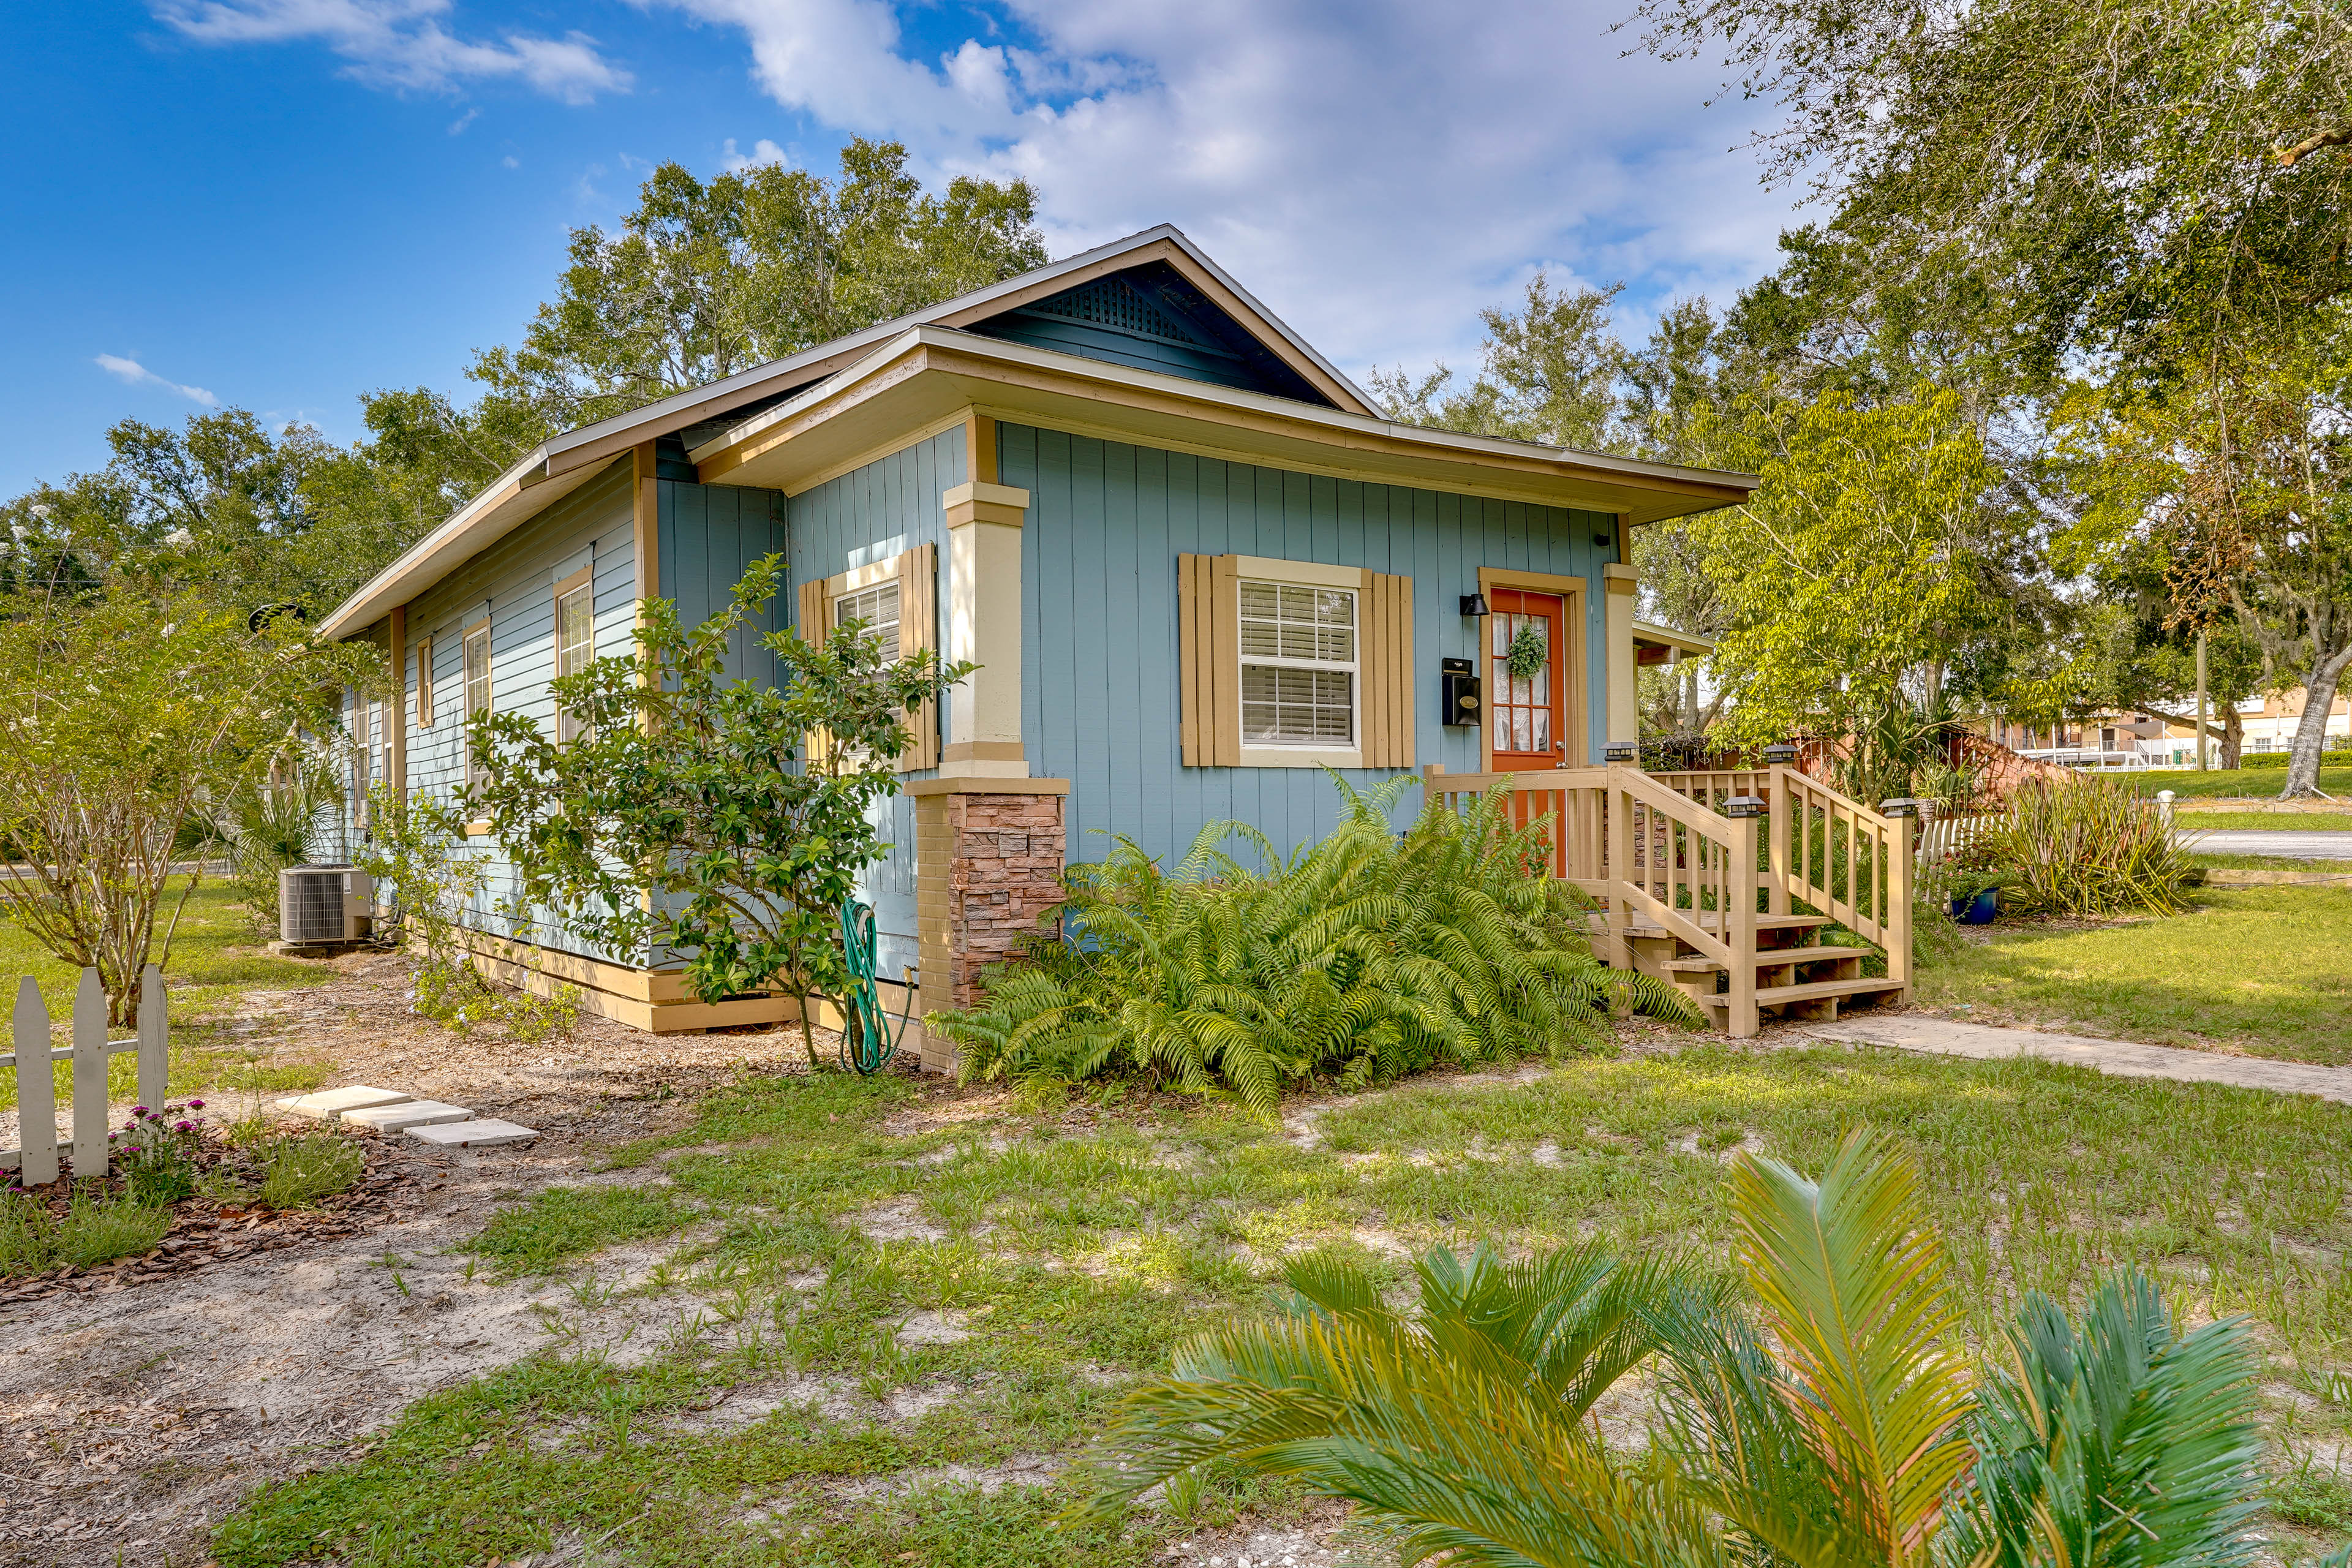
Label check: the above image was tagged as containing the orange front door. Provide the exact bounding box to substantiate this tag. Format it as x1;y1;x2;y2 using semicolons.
1489;588;1567;769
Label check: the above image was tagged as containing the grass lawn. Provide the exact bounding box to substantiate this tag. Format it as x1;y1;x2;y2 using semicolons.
2127;767;2352;799
210;1048;2352;1567
0;882;338;1109
1917;884;2352;1063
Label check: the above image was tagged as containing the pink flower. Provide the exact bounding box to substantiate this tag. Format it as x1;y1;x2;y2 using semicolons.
187;1099;205;1110
131;1106;148;1117
173;1120;194;1133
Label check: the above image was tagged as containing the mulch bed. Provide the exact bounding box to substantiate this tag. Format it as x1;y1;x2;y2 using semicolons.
0;1139;430;1308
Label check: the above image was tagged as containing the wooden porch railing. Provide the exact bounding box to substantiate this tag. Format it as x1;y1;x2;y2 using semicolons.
1422;763;1917;1030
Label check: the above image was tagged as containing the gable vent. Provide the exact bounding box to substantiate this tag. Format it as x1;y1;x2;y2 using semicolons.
1027;277;1207;346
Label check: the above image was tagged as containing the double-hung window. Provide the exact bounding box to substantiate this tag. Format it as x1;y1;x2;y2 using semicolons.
1238;580;1356;748
415;635;435;728
463;622;492;789
832;580;902;662
553;579;594;742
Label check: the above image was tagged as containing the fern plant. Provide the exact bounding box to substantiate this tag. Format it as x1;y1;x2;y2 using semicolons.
929;775;1700;1114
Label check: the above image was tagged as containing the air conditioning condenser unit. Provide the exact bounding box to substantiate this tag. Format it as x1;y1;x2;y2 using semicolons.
279;866;374;944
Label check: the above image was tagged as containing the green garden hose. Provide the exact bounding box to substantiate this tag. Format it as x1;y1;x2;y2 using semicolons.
838;896;913;1076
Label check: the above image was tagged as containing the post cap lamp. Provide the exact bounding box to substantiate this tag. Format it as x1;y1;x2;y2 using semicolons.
1724;794;1768;819
1604;741;1637;763
1762;742;1798;765
1459;592;1491;617
1879;797;1921;818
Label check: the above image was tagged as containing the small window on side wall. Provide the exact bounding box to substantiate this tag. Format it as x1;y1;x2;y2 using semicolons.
416;634;435;728
554;575;594;742
1238;581;1356;747
463;622;492;788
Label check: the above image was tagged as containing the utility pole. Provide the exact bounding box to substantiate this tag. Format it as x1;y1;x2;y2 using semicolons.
2195;630;2209;771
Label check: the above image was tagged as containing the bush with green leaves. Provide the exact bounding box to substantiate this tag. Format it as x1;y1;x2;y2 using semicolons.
1082;1131;2288;1568
466;553;970;1066
1985;774;2192;919
931;777;1700;1114
207;750;342;940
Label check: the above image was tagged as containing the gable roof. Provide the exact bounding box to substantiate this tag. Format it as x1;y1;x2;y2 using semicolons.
318;225;1756;639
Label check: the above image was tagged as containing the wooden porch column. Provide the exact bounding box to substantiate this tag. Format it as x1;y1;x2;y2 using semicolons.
1602;564;1638;750
1886;812;1915;997
941;477;1031;777
1726;811;1761;1038
1604;763;1634;971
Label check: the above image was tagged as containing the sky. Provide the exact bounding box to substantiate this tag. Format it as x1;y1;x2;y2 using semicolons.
0;0;1807;498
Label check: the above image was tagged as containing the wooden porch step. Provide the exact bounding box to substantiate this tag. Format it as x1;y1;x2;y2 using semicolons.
1662;946;1875;975
1694;974;1905;1025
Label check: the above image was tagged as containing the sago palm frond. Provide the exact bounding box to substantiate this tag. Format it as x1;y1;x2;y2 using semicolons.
1077;1242;1725;1567
1937;1271;2266;1568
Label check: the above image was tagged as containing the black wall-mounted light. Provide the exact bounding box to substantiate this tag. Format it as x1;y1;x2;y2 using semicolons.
1604;741;1637;763
1594;530;1614;549
1724;794;1768;819
1762;742;1798;765
1459;592;1491;617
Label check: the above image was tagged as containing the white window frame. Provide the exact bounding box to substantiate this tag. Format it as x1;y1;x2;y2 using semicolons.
552;569;595;744
1234;556;1362;768
831;571;903;663
462;620;492;793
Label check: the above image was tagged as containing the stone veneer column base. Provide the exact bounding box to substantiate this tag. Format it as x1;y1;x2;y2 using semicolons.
908;777;1070;1076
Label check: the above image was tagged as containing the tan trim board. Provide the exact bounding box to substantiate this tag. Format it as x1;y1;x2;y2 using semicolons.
388;603;407;804
765;409;971;499
902;775;1072;796
1235;554;1359;590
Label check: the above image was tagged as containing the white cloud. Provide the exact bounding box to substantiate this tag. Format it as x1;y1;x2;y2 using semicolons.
447;105;478;132
153;0;631;103
95;355;219;407
721;137;791;172
652;0;1801;382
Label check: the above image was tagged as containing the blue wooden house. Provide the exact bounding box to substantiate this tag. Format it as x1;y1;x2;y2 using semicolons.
317;226;1762;1053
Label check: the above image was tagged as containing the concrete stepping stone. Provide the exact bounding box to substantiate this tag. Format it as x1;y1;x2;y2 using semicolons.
406;1118;538;1148
274;1086;411;1118
342;1099;472;1133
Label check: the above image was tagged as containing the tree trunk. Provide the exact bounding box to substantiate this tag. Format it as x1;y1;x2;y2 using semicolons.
2222;706;2244;770
2283;643;2352;796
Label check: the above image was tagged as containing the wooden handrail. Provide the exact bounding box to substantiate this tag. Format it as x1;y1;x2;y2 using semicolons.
1609;768;1758;1029
1765;764;1913;989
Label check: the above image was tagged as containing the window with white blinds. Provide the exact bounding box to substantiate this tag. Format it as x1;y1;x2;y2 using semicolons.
832;581;902;660
1238;581;1356;746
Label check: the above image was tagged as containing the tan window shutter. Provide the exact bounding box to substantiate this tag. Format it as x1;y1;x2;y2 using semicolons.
796;576;829;767
1357;569;1416;768
1178;553;1245;767
894;542;938;772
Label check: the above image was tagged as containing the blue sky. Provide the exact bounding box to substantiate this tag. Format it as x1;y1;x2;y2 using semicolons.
2;0;1803;497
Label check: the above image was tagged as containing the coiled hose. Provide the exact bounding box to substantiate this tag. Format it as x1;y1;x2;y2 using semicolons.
837;896;913;1075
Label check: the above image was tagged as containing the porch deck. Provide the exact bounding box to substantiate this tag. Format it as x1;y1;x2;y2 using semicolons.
1422;763;1916;1037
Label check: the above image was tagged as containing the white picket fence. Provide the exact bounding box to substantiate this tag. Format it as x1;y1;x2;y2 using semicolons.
2;965;167;1185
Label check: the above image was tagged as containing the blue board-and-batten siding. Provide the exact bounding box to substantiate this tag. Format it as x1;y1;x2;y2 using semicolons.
998;421;1621;875
657;480;787;685
778;424;969;980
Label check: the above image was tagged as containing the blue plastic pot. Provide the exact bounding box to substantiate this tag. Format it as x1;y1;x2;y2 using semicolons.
1950;888;2000;925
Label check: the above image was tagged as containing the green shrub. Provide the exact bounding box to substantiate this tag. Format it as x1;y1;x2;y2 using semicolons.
1983;775;2193;919
0;1186;172;1276
931;776;1700;1114
257;1129;365;1208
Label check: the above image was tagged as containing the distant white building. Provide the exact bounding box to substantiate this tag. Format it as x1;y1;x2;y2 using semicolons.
1989;687;2349;769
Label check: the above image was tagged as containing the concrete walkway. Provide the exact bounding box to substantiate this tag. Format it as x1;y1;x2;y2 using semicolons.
2177;828;2352;859
1800;1016;2352;1104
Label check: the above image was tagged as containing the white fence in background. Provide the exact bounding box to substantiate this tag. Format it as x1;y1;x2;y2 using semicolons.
1917;809;2003;868
2;965;167;1185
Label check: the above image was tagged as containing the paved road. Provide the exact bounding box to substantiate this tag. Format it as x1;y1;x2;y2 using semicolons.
2176;828;2352;859
1804;1016;2352;1104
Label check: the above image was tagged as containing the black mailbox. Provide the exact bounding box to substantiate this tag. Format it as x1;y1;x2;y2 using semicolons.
1441;657;1482;726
